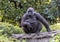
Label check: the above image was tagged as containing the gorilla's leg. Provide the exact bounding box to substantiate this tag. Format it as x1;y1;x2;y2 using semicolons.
23;27;29;33
22;22;32;34
35;23;42;35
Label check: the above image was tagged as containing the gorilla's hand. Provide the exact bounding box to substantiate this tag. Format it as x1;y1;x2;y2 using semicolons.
23;22;32;28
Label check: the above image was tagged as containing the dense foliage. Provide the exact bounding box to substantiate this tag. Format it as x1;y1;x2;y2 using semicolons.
0;22;24;42
0;22;23;36
0;0;60;25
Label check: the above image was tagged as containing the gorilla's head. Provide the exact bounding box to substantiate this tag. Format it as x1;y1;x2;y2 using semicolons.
27;7;34;15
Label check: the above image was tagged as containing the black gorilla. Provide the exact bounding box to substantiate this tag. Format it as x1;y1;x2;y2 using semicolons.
20;7;51;34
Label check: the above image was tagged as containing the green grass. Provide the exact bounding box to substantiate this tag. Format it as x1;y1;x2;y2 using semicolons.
51;23;60;30
41;23;60;32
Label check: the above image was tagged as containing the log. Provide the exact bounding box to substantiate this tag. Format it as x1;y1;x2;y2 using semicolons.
12;30;60;42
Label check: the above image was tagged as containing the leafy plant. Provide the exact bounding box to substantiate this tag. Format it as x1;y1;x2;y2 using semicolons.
0;22;24;36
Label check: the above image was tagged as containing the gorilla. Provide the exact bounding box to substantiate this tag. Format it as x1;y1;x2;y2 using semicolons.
20;7;51;34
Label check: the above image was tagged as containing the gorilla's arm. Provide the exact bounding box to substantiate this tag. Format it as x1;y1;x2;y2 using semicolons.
35;13;51;32
21;14;32;29
21;14;27;27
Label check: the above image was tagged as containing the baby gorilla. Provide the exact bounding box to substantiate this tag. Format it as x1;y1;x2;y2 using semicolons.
20;7;51;34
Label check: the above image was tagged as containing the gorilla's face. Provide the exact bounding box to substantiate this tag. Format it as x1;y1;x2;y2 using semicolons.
27;7;34;15
28;10;33;15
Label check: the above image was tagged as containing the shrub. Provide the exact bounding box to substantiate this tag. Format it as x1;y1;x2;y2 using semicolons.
0;22;24;36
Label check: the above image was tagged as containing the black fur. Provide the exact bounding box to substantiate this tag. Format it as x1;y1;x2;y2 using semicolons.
20;7;51;34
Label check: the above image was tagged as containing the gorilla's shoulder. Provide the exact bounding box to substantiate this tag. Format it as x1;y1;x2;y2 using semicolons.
34;12;41;15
